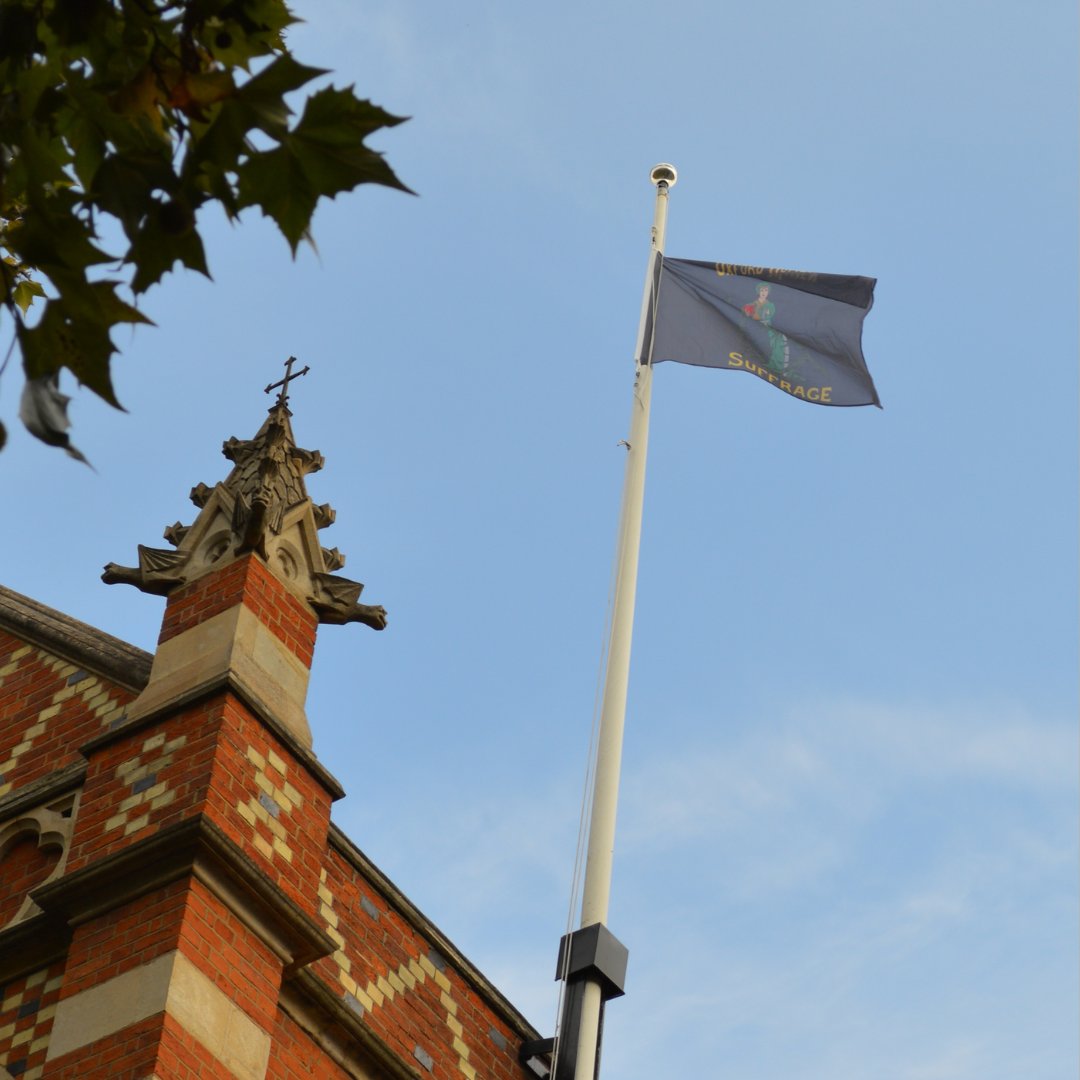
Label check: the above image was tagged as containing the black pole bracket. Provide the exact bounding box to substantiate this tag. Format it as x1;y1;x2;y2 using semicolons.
555;922;629;1000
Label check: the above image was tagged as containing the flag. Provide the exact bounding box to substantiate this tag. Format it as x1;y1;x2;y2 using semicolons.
649;258;880;407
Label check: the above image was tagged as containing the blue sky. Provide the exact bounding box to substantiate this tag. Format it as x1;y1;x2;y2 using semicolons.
2;2;1077;1078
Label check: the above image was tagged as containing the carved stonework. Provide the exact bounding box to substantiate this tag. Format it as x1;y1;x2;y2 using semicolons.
0;792;77;929
103;400;387;631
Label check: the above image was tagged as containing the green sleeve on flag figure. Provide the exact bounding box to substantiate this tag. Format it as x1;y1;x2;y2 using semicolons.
742;283;789;374
651;256;880;407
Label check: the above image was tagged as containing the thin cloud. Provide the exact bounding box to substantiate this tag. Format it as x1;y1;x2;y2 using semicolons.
620;696;1074;848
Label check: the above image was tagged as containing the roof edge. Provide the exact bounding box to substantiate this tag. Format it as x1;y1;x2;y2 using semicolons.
328;824;542;1043
0;585;152;691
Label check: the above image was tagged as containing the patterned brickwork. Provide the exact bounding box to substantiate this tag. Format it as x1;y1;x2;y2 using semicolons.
314;849;528;1080
0;635;132;800
64;691;331;915
236;744;304;866
200;698;332;916
0;591;541;1080
102;731;188;838
0;962;64;1080
66;703;223;874
158;555;317;667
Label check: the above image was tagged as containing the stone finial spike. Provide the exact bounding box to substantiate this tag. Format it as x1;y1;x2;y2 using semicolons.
290;447;324;476
222;435;246;462
163;522;190;547
321;547;346;572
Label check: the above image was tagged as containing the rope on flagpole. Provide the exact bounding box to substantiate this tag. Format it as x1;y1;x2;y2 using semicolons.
551;424;641;1067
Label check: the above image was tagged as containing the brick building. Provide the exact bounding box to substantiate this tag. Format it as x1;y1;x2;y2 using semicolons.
0;390;551;1080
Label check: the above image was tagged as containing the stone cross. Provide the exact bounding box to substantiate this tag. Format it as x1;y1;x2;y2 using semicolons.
264;356;310;408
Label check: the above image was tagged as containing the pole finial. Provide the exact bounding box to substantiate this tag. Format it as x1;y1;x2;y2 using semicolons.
650;163;677;188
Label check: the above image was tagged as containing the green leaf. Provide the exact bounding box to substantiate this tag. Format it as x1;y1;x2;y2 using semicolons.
18;276;152;408
229;0;299;38
1;0;409;455
66;70;173;159
45;0;111;48
12;278;46;313
7;193;114;274
49;271;154;328
14;122;71;190
241;52;325;99
207;0;298;59
92;282;154;327
55;100;108;192
184;96;259;180
236;144;316;253
285;87;413;198
235;53;326;134
10;62;56;122
234;85;411;252
183;54;325;187
188;156;241;218
18;299;122;406
127;207;211;293
0;5;41;66
296;86;409;145
89;151;179;239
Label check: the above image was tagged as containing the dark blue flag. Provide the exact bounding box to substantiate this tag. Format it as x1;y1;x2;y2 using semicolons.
649;258;880;407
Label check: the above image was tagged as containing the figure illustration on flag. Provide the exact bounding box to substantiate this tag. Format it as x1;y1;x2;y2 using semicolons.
742;282;789;374
650;256;881;407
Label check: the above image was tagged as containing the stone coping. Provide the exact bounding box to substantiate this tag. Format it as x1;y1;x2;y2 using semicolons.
0;585;152;691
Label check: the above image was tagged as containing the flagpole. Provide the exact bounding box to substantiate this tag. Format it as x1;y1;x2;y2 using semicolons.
567;164;675;1080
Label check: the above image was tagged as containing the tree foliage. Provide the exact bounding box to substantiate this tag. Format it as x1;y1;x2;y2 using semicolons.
0;0;409;456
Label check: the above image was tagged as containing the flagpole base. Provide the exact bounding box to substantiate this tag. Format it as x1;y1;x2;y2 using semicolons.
532;924;629;1080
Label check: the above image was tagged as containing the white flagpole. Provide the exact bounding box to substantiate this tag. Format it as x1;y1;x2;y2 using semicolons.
570;164;676;1080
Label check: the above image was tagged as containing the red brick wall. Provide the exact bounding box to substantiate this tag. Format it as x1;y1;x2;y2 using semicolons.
267;1009;355;1080
44;1013;167;1080
155;1014;238;1080
0;834;60;926
175;879;282;1032
158;555;317;667
312;847;532;1080
48;880;280;1080
0;631;135;799
0;960;64;1080
1;581;540;1080
65;700;224;875
65;692;333;921
61;880;190;997
201;696;332;915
